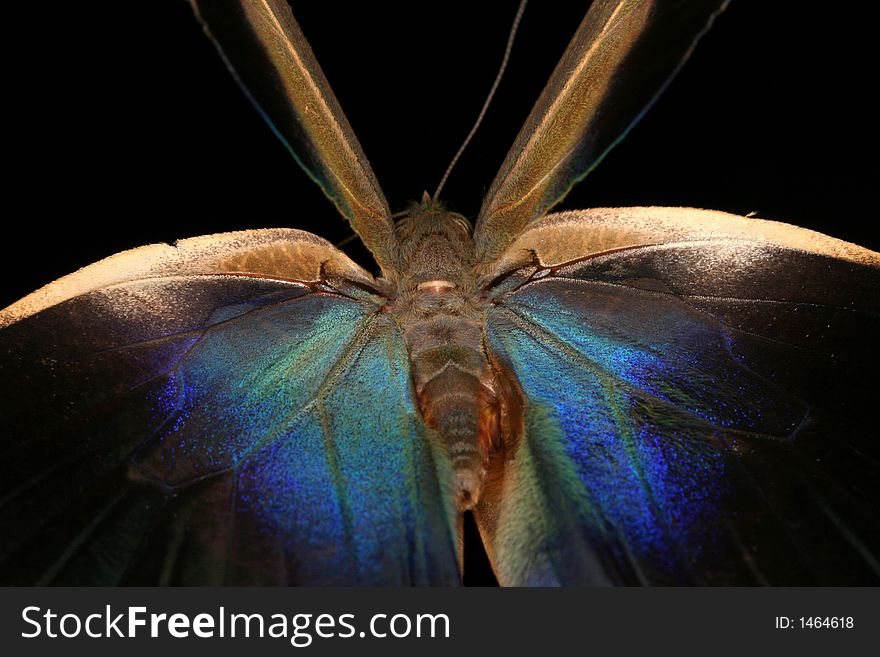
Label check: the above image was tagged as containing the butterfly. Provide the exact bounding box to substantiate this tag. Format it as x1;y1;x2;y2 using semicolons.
1;0;878;586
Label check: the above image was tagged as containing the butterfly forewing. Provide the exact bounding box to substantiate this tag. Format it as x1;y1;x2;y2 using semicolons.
474;0;730;265
189;0;397;276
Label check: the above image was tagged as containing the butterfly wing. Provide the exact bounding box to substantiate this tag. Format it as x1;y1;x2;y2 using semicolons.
474;0;729;264
478;208;880;585
189;0;397;275
0;231;458;585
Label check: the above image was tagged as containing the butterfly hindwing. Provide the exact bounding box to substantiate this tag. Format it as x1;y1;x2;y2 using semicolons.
478;208;880;585
0;231;458;585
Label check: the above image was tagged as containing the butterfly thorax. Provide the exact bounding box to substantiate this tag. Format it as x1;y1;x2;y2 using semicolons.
392;203;475;287
387;203;501;511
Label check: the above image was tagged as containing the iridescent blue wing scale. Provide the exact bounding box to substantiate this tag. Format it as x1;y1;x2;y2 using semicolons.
0;231;458;585
478;208;880;585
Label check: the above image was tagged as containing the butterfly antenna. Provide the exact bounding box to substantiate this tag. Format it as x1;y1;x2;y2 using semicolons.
335;209;411;247
432;0;528;202
335;232;360;248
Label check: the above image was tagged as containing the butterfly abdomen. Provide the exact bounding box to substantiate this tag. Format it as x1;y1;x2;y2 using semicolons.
390;204;505;510
403;312;499;510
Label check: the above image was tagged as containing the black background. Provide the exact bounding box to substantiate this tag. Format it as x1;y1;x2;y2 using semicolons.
3;0;879;309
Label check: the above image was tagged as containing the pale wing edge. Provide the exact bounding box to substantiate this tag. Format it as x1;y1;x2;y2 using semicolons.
1;228;375;328
485;206;880;281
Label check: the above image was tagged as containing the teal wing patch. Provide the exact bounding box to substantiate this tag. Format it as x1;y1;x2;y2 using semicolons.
0;274;457;585
481;242;880;585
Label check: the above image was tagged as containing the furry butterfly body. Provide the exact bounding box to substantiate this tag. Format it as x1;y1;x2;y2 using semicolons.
1;0;878;586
